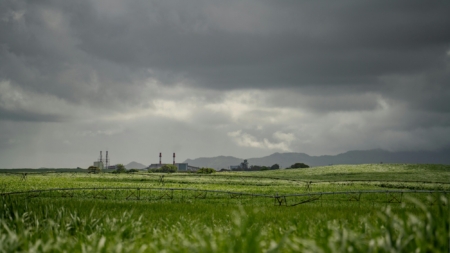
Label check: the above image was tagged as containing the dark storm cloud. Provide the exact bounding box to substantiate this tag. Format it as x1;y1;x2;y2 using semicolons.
0;0;147;112
2;0;450;112
0;108;62;122
73;0;450;87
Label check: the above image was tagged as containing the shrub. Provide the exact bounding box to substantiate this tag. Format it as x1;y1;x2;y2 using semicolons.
127;169;139;173
161;164;178;173
289;162;310;169
87;166;100;174
114;164;127;173
148;164;178;173
198;168;215;174
270;164;280;170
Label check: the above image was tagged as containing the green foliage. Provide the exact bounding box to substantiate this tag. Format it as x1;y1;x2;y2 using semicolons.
289;162;310;169
128;169;139;173
163;164;178;173
149;164;178;173
0;195;448;252
116;164;126;171
197;167;216;174
248;165;263;171
250;164;279;171
87;166;100;173
114;164;127;173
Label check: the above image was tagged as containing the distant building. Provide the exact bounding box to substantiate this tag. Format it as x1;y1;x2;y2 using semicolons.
93;161;104;170
230;159;249;170
107;165;117;170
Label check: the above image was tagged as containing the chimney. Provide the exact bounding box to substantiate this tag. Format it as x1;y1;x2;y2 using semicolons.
159;152;162;164
173;153;176;165
106;151;109;168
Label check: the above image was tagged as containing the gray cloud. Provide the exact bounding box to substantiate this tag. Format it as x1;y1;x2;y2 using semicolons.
0;108;62;122
0;0;450;167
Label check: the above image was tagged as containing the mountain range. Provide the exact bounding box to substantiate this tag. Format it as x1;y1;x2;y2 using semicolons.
182;149;450;169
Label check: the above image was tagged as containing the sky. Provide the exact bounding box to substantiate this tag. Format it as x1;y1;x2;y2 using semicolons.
1;0;450;168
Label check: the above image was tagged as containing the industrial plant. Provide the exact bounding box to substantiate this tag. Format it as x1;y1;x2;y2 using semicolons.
92;150;109;170
90;151;199;172
148;153;199;172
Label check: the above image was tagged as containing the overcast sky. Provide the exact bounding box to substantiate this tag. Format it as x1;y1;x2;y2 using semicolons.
1;0;450;168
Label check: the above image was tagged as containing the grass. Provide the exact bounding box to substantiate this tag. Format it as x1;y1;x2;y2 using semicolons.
2;166;449;196
0;163;449;252
257;164;450;182
1;195;448;252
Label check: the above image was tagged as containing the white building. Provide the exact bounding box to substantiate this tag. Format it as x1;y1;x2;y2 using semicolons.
93;161;104;170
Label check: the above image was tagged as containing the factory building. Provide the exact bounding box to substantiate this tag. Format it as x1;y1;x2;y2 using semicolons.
148;163;191;171
148;153;199;172
93;161;104;170
92;151;108;170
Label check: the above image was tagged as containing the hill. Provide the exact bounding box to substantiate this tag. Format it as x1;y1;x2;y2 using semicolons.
125;161;147;170
183;148;450;169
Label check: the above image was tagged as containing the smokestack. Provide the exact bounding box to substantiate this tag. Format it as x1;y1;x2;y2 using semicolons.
100;151;103;163
159;152;162;164
105;151;109;169
173;153;175;165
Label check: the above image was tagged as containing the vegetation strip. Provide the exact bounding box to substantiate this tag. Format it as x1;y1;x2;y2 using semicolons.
0;187;273;198
2;186;449;199
6;171;449;185
280;189;450;197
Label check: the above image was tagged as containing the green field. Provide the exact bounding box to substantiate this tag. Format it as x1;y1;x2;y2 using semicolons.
1;164;449;252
